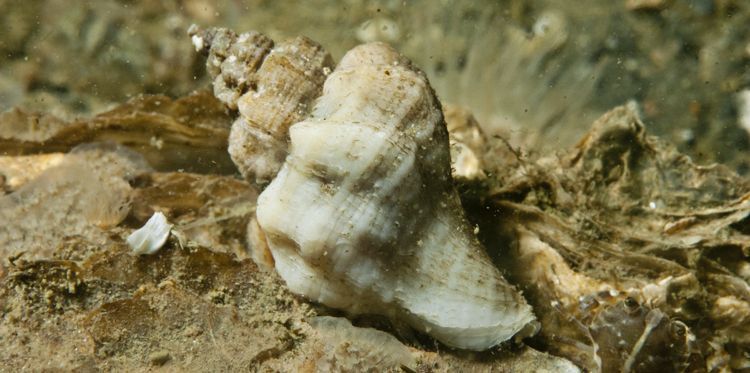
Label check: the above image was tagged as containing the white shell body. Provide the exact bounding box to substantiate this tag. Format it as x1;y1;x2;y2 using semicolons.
256;43;535;350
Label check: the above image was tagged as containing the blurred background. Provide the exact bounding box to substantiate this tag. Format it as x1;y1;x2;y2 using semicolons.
1;0;748;173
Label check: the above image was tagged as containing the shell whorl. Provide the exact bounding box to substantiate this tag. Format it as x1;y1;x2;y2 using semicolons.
191;26;334;184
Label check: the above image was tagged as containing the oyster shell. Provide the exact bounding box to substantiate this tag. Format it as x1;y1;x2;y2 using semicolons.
190;26;334;185
479;103;750;371
256;42;535;350
0;91;235;174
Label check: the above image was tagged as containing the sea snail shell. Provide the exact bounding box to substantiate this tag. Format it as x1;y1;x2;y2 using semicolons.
255;42;535;350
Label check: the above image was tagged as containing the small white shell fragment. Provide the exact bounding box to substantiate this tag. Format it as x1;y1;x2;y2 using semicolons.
127;212;173;255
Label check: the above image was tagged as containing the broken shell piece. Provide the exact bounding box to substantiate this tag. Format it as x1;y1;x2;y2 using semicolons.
128;212;173;255
191;26;334;185
444;104;488;180
256;42;535;350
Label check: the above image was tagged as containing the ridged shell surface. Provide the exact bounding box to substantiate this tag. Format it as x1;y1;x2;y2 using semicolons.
256;42;535;350
191;27;334;184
